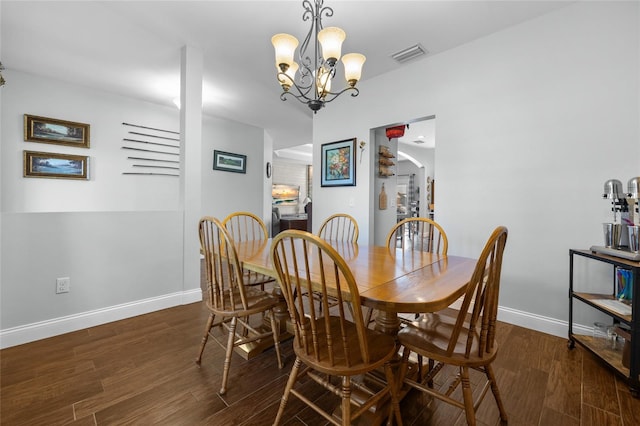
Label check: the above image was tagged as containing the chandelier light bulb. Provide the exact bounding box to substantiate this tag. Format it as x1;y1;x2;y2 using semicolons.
318;27;346;65
342;53;366;87
316;68;332;98
271;33;299;70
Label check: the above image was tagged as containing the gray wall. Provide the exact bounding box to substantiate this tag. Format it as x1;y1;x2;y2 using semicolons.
312;2;639;335
0;70;270;346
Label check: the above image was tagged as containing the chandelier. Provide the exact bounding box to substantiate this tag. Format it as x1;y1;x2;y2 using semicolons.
271;0;366;113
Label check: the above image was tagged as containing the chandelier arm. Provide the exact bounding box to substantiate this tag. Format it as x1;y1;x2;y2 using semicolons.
289;84;314;102
277;72;315;102
280;89;315;104
321;86;360;104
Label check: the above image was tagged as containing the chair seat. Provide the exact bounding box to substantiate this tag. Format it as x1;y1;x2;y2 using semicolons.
242;270;275;287
397;312;498;367
207;286;280;317
294;316;397;376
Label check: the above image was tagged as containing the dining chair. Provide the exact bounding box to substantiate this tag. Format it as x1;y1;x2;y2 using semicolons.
386;217;448;254
365;217;449;327
196;216;283;395
397;226;509;426
310;213;360;313
222;211;275;290
318;213;359;243
270;230;403;426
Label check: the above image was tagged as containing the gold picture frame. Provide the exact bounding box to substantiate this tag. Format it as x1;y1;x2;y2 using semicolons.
24;150;89;180
24;114;90;148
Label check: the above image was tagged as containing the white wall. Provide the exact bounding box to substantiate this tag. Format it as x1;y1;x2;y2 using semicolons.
0;70;270;347
313;2;640;335
2;71;181;212
200;114;269;219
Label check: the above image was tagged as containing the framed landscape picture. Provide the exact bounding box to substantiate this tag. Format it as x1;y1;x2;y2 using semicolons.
321;137;356;187
24;114;90;148
23;150;89;180
213;150;246;173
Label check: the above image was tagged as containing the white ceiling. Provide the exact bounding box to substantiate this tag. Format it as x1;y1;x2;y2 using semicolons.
1;1;570;151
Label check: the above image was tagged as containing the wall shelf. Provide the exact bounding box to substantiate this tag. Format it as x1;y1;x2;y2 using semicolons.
378;145;395;177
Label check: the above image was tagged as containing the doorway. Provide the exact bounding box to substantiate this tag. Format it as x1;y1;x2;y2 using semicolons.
372;116;435;246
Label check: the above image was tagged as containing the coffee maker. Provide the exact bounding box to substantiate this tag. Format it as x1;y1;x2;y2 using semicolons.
591;177;640;260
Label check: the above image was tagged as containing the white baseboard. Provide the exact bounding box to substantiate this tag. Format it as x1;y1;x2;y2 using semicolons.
450;298;572;339
0;289;203;349
2;291;578;350
496;305;569;338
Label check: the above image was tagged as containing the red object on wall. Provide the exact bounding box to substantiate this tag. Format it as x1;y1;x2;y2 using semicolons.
386;125;405;140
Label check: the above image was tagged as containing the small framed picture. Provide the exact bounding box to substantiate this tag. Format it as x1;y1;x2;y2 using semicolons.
24;114;90;148
24;150;89;180
213;150;246;174
321;137;356;187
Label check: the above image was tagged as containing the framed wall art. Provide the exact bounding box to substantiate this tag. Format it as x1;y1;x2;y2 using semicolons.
213;150;246;174
24;114;90;148
272;184;300;206
23;150;89;180
321;137;356;187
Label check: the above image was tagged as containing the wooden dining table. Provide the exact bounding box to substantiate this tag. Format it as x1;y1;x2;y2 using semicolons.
234;238;477;336
233;237;478;424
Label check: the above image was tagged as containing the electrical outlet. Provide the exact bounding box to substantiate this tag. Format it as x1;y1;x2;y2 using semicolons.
56;277;70;294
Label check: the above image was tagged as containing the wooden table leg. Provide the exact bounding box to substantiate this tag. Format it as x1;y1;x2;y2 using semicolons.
374;309;401;336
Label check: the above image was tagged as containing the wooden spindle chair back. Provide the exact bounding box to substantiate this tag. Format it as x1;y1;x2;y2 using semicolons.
397;226;509;426
318;213;359;243
196;216;282;395
272;231;368;365
270;230;402;426
223;211;269;244
200;216;249;311
222;211;275;289
386;217;448;254
449;226;507;359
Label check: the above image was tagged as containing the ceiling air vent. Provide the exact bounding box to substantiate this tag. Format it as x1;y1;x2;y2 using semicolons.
391;44;428;64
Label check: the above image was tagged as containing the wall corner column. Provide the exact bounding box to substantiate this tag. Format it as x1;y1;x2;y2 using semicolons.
180;45;203;297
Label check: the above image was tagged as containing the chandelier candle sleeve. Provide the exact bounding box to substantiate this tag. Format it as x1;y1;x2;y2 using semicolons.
271;0;366;113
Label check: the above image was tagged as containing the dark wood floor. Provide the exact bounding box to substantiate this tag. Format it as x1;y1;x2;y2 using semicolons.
2;298;639;426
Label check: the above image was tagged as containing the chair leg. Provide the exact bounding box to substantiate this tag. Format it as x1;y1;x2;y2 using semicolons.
274;357;302;426
427;358;435;387
341;376;352;426
485;364;508;423
364;307;375;327
219;317;237;395
269;310;283;369
460;366;476;426
195;313;215;365
398;346;411;386
384;362;403;426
